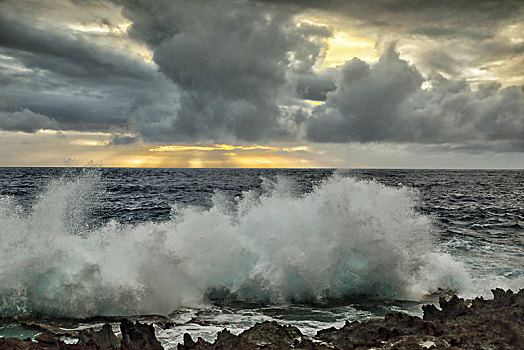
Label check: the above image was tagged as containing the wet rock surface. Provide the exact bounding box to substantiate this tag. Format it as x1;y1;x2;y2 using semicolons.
120;319;163;350
0;320;162;350
1;289;523;349
178;288;524;349
78;324;119;347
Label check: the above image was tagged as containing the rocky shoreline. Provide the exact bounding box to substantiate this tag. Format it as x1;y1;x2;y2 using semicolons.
1;288;523;349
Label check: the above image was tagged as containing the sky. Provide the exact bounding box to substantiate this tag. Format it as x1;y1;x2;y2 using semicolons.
0;0;523;168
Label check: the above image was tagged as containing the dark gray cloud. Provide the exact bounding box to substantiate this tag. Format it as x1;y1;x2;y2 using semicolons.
0;109;58;133
266;0;523;38
403;77;524;146
307;45;423;142
0;15;155;82
417;50;463;76
119;0;331;143
292;69;337;101
267;0;524;85
0;0;522;155
109;134;139;145
0;6;169;133
306;46;524;150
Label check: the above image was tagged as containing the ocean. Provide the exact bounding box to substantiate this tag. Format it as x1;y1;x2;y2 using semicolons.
0;168;522;348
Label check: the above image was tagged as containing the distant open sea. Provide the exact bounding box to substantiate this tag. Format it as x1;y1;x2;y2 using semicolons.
0;168;522;348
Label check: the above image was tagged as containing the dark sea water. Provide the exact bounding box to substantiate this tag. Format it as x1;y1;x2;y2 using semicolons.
0;168;522;347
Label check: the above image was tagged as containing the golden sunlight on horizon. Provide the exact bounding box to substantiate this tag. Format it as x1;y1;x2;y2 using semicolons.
0;131;323;168
96;148;320;169
144;144;318;168
149;144;280;152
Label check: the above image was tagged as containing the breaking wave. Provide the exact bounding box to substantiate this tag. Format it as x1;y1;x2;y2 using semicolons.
0;172;472;317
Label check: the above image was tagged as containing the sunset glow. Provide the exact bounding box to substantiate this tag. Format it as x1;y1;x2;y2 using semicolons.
0;0;521;168
149;144;280;152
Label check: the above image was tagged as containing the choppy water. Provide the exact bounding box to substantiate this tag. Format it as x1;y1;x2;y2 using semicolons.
0;168;522;347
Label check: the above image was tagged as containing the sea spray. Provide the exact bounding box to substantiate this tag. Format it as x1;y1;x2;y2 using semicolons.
0;172;471;317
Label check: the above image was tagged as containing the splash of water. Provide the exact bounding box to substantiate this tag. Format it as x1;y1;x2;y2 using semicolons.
0;172;472;317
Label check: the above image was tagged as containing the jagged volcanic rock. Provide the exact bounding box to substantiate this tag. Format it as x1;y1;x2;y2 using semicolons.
120;319;163;350
0;320;163;350
178;289;524;349
78;323;119;348
1;289;524;349
178;321;304;349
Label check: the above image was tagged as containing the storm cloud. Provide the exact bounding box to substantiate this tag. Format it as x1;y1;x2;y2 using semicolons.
307;46;524;149
119;0;523;149
0;0;522;155
308;46;424;143
0;2;164;133
0;109;58;133
120;0;331;142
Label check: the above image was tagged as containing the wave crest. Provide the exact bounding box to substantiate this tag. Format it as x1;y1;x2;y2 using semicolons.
0;173;470;316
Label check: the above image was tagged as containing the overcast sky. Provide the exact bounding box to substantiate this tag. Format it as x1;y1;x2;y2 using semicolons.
0;0;523;168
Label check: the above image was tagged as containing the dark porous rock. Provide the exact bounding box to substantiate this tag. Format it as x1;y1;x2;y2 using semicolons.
492;287;517;306
438;294;470;318
0;335;106;349
421;304;440;321
0;337;32;349
214;329;242;348
3;288;524;349
312;288;524;349
240;321;303;346
78;323;119;348
417;288;524;349
1;318;164;350
120;319;163;350
179;333;197;349
178;335;213;350
387;335;449;349
178;321;304;349
292;338;330;349
315;312;437;349
34;333;61;345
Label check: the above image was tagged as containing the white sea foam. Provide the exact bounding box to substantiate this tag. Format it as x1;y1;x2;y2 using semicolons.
0;172;474;316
